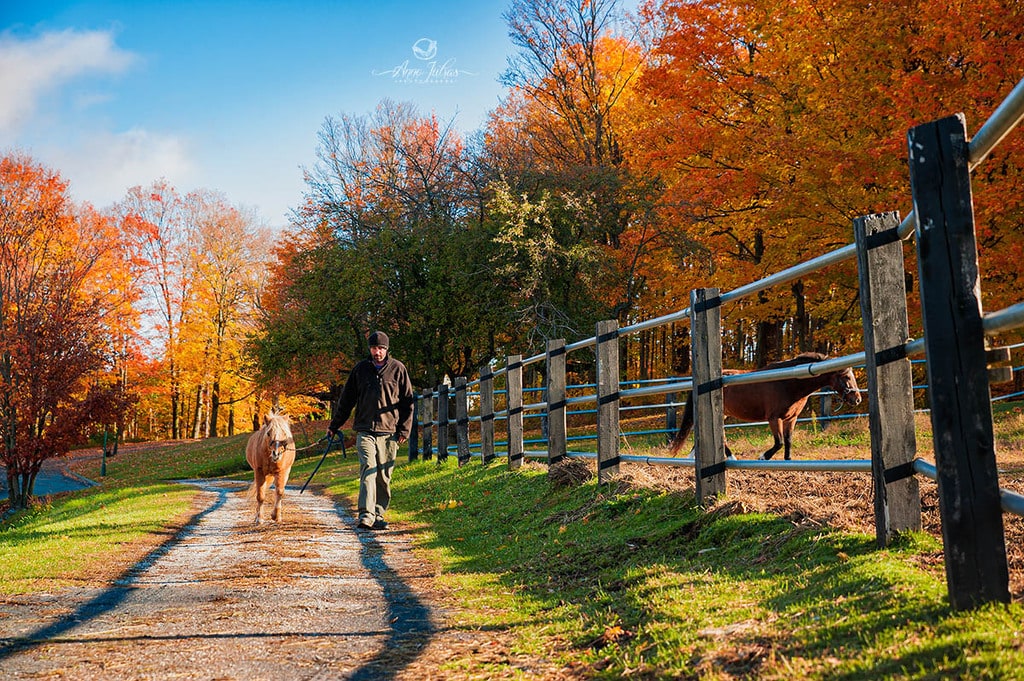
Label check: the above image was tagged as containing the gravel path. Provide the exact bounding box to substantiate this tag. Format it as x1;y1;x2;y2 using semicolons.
0;480;438;680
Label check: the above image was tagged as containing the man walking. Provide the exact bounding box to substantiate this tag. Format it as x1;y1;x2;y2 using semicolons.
327;331;414;531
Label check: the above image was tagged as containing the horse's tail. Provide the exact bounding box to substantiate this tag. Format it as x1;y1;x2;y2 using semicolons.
246;476;268;502
668;392;695;455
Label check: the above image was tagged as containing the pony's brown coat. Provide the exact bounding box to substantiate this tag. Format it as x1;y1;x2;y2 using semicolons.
245;410;296;524
669;352;862;460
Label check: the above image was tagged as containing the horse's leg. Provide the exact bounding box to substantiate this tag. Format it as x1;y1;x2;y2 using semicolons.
782;417;796;460
271;469;285;522
253;471;265;525
761;419;784;460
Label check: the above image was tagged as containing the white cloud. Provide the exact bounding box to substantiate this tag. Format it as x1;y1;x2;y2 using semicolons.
52;128;196;209
0;27;297;224
0;28;135;139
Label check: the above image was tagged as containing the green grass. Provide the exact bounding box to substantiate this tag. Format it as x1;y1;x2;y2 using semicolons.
2;420;1023;678
373;459;1024;679
0;483;194;593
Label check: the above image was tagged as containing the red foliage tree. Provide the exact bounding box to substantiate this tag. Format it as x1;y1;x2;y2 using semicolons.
0;154;133;508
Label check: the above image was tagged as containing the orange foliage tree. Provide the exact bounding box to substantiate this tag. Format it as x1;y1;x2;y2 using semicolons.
0;154;135;507
489;0;658;355
115;180;193;438
634;0;1024;365
116;182;275;439
179;190;273;437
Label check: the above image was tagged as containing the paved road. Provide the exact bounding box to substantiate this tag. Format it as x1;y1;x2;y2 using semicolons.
0;459;96;501
0;479;438;679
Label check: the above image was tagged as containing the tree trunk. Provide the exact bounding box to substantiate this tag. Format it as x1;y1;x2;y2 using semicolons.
192;385;204;439
792;280;809;353
6;468;18;507
640;329;649;380
171;381;181;440
209;380;221;438
754;291;782;366
27;468;37;499
672;323;690;375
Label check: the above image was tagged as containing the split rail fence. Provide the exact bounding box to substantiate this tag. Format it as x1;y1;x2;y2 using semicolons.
409;78;1024;610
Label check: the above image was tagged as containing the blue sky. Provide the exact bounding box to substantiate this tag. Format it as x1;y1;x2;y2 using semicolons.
1;1;514;227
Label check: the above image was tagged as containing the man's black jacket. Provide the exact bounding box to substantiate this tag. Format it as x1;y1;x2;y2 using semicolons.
329;355;414;439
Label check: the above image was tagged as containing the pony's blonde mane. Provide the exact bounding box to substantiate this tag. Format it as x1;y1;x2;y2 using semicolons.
263;410;292;440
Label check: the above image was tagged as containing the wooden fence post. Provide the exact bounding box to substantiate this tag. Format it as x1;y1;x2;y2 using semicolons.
507;354;524;470
420;389;433;460
855;211;922;546
455;377;471;466
546;339;567;466
908;113;1009;608
409;398;419;461
690;288;726;504
437;383;449;463
480;365;495;465
596;319;620;482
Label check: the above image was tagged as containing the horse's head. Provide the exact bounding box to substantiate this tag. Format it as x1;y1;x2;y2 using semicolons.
830;367;863;407
263;411;293;463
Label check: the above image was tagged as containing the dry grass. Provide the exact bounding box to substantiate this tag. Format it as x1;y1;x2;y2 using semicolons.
549;458;595;488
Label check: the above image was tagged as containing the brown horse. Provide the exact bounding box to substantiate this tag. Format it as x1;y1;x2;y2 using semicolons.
669;352;862;460
245;410;296;524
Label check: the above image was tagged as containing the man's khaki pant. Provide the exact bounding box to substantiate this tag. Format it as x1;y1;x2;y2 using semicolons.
355;432;397;526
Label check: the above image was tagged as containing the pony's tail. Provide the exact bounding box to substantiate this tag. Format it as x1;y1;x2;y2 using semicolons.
246;477;268;503
668;392;695;455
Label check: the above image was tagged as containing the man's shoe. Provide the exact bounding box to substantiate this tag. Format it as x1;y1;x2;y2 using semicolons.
356;521;374;531
371;519;389;530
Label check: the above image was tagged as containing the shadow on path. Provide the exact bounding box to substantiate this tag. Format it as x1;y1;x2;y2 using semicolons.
0;482;231;660
1;482;439;680
340;508;438;681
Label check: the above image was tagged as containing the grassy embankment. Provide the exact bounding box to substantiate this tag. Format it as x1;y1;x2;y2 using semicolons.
2;408;1024;678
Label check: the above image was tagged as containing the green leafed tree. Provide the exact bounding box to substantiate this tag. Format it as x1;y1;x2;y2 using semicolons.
253;101;509;393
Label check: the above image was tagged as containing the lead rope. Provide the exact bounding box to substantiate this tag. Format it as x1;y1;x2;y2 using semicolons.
299;433;336;494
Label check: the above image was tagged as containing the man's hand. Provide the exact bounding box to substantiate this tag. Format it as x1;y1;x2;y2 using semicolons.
397;435;407;444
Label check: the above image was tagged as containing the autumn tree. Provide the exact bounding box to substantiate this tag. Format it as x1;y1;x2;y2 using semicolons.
115;181;193;438
636;0;1024;365
0;154;134;507
180;190;271;437
115;182;278;439
114;182;274;438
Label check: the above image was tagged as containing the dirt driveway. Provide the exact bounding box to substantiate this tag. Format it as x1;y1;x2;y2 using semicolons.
0;480;441;680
